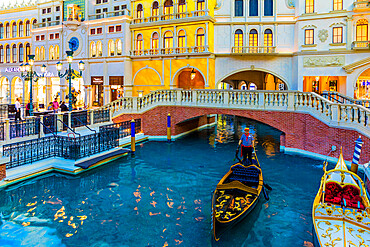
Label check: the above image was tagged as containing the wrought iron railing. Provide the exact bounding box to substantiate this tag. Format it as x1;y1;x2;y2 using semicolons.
0;122;4;141
3;127;119;168
322;91;370;108
100;119;141;138
71;110;90;128
42;114;56;134
93;109;110;124
9;118;40;139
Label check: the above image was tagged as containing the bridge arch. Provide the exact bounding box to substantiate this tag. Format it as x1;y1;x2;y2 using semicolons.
216;68;289;90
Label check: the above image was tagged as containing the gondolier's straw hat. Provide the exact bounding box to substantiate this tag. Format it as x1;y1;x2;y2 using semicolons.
244;127;249;131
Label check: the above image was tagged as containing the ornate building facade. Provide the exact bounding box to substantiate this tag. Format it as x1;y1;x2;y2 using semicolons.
0;0;370;108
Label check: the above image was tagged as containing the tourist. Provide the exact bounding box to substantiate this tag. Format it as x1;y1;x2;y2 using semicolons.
47;102;53;110
238;127;254;165
52;98;59;112
60;101;68;112
15;97;22;121
25;100;30;117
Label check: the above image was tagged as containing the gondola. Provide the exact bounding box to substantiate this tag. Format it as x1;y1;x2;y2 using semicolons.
212;148;265;241
312;149;370;247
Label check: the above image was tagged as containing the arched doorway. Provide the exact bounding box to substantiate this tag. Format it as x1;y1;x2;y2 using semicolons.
355;67;370;99
0;77;10;104
218;69;287;90
176;68;205;89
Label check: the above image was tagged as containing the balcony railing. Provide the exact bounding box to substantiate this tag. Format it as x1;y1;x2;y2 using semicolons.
88;9;130;20
352;41;370;50
132;9;209;24
33;21;61;29
130;46;209;56
354;0;370;11
231;46;276;54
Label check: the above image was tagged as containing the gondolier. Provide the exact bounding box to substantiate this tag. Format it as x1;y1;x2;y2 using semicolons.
239;128;254;165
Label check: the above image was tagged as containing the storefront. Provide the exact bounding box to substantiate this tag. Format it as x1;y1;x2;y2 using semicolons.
303;76;346;94
91;76;103;106
0;77;10;104
109;76;124;102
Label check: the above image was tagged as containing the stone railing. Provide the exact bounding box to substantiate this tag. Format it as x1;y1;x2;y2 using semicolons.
130;46;209;57
231;46;276;54
96;89;370;136
353;0;370;11
352;41;370;49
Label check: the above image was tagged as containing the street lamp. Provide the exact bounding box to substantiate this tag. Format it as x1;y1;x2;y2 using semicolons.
19;55;47;116
56;50;85;111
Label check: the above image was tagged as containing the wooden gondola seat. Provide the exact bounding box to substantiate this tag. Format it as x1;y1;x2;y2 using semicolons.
342;185;364;210
229;165;260;187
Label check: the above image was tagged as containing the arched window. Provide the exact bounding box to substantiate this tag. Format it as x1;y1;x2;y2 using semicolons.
12;22;17;38
196;28;205;52
5;45;10;63
116;39;122;55
136;34;143;55
178;0;186;18
25;20;30;36
137;4;143;22
90;41;96;57
35;47;40;61
108;40;115;56
264;29;273;52
18;21;23;37
40;46;45;60
5;23;10;38
32;19;37;28
249;82;257;90
0;24;3;39
151;32;159;54
12;44;17;63
249;29;258;53
235;0;244;16
49;45;55;60
196;0;205;16
163;31;173;54
19;44;23;62
25;43;30;62
249;0;258;16
234;29;243;53
356;19;368;42
163;0;173;20
97;41;103;57
0;45;3;63
152;1;159;21
178;30;186;53
264;0;273;16
333;0;343;11
55;45;60;59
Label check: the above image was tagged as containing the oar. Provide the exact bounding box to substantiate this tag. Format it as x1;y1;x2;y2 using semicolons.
263;182;272;191
233;144;241;162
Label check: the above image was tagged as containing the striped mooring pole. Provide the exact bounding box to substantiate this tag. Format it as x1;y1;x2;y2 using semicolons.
167;113;171;143
131;119;136;155
350;136;363;174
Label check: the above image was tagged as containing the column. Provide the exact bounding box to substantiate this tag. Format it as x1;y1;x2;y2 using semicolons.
124;57;133;97
103;61;110;105
103;85;110;105
346;15;353;50
45;78;52;106
85;85;92;108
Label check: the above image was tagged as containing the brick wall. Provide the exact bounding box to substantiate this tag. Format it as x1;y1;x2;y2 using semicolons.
0;164;5;180
113;106;370;163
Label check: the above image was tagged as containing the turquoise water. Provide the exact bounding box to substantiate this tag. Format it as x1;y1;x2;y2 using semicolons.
0;116;326;247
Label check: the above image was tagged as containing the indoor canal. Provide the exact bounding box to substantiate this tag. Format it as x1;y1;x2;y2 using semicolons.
0;115;336;247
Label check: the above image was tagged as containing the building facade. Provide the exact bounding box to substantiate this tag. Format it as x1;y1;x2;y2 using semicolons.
0;0;370;109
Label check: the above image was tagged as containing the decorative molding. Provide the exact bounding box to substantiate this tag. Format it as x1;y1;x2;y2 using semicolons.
302;24;317;29
303;56;345;67
343;57;370;73
318;29;329;43
285;0;295;9
329;22;347;27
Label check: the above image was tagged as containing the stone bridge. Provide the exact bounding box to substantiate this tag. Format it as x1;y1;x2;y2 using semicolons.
100;89;370;164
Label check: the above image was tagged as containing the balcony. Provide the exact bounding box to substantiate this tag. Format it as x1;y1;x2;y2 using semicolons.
352;41;370;50
33;21;61;29
353;0;370;11
231;46;276;54
88;9;130;21
130;46;209;57
132;9;209;24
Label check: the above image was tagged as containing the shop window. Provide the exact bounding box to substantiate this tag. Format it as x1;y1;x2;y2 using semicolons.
333;27;342;43
5;23;9;39
249;29;258;52
55;45;59;59
0;45;3;63
178;0;186;17
5;45;9;63
90;28;96;35
329;80;337;91
109;26;115;33
264;0;273;16
249;0;258;16
90;41;96;57
305;29;314;45
18;21;23;37
49;45;55;60
97;27;103;34
116;39;122;55
234;29;243;53
19;44;23;63
152;1;159;20
108;40;115;56
305;0;314;13
235;0;243;16
97;41;103;56
264;29;273;52
25;20;30;36
0;24;3;39
178;30;186;52
312;80;319;93
356;19;368;42
116;25;121;32
196;0;205;16
333;0;342;10
12;44;17;63
196;28;205;51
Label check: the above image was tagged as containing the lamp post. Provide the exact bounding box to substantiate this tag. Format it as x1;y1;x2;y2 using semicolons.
56;50;85;111
19;55;47;116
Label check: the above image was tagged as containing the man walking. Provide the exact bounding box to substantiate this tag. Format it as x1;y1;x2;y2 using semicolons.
238;127;254;165
15;97;22;121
